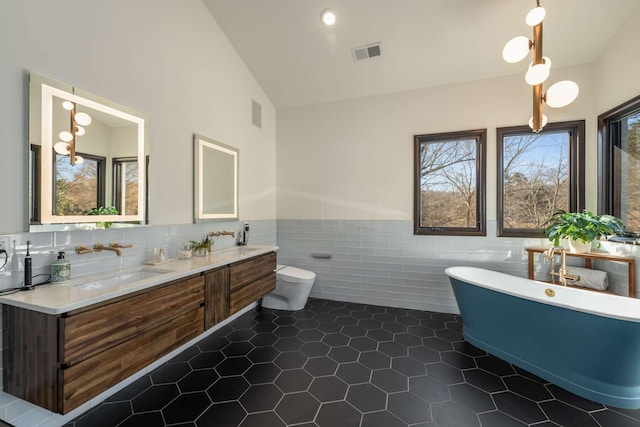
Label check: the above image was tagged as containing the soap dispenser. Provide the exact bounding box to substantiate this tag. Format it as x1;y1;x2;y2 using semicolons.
51;251;71;283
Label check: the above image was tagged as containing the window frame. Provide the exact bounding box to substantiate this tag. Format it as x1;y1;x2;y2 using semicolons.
413;129;487;236
497;120;585;238
598;94;640;233
112;156;138;215
52;151;106;216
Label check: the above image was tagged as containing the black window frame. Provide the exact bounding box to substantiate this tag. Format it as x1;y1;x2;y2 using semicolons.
598;94;640;233
413;129;487;236
497;120;585;238
52;151;106;216
112;156;138;215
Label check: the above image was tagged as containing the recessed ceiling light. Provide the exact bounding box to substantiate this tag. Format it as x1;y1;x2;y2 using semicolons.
321;9;336;26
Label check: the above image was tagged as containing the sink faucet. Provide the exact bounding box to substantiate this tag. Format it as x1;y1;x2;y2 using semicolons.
543;246;580;286
94;243;121;256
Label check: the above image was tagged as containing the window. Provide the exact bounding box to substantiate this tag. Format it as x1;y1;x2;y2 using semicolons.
497;121;585;237
414;129;486;236
53;152;106;216
112;157;139;215
599;94;640;233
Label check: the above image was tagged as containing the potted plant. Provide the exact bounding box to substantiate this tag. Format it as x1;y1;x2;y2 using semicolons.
85;206;119;229
190;236;213;257
543;210;625;253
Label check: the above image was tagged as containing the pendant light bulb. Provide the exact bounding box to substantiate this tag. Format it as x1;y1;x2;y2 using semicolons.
528;114;548;130
526;6;546;26
545;80;580;108
54;142;70;155
74;155;84;164
502;36;531;63
525;59;551;85
75;126;85;136
59;131;73;142
75;112;92;126
62;101;75;111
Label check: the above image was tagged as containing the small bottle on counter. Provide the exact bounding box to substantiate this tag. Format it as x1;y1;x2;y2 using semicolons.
51;251;71;283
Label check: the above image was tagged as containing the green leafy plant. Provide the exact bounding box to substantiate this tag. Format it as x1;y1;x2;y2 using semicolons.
85;206;119;228
543;210;625;247
190;237;213;253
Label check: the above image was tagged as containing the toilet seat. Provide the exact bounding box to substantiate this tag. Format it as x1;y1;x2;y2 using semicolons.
276;265;316;284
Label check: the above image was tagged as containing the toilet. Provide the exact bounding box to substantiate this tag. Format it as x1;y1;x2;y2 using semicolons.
261;265;316;311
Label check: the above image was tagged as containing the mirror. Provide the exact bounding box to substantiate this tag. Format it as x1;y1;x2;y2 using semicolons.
29;72;149;231
194;134;239;222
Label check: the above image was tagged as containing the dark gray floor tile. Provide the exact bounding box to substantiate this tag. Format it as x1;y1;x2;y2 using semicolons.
304;356;338;376
409;375;450;402
316;401;361;427
309;376;348;402
478;411;527;427
105;375;151;402
328;345;359;363
132;384;179;412
207;376;250;402
359;351;391;370
196;401;246;427
336;362;372;384
463;368;506;393
539;400;600;427
503;375;552;402
162;392;211;424
431;400;481;427
361;410;408;427
275;392;321;424
449;383;496;412
592;409;640;427
392;356;426;377
243;361;281;384
275;368;313;392
346;383;387;412
493;391;547;424
239;411;286;427
74;402;132;427
371;368;408;393
388;391;431;424
239;383;283;413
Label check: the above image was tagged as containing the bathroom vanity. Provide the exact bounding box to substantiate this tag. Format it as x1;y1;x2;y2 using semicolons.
1;246;276;414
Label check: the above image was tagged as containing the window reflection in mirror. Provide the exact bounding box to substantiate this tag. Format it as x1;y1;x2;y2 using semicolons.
29;72;148;231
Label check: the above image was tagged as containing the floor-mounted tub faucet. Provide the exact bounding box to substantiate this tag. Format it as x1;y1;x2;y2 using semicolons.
543;246;580;286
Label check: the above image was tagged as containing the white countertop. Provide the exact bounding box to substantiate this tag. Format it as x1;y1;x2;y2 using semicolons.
0;245;278;315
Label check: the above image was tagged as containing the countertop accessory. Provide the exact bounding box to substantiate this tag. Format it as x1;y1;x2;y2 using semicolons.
51;251;71;283
23;240;33;290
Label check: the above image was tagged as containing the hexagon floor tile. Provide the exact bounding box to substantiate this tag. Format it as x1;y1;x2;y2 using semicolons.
66;298;640;427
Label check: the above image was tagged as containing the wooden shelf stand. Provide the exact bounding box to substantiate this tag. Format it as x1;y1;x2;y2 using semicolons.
526;247;636;298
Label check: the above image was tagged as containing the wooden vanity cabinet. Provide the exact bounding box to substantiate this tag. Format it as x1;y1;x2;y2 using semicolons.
205;266;230;329
2;274;205;414
229;252;276;314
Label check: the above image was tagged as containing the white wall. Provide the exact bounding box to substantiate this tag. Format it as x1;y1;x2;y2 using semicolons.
0;0;276;234
277;65;596;221
594;6;640;112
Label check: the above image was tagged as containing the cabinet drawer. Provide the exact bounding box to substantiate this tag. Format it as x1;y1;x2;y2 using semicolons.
62;275;204;365
230;252;276;291
230;272;275;314
60;307;204;413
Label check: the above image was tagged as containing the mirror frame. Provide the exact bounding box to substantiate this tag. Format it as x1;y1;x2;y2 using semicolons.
29;72;149;231
193;133;239;222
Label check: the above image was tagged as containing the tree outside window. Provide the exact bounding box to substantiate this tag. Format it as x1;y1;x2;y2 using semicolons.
414;129;486;236
497;121;585;237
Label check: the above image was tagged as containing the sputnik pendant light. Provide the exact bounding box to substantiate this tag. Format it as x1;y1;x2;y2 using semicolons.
502;1;579;132
54;101;91;165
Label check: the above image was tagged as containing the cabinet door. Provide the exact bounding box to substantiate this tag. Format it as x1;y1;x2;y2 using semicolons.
205;267;229;329
60;307;204;414
230;272;276;315
62;275;205;365
230;252;276;291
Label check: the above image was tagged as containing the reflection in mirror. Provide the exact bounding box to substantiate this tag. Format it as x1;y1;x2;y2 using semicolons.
29;72;148;231
194;134;239;222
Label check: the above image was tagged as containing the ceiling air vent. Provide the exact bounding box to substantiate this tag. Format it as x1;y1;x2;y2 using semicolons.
352;42;382;62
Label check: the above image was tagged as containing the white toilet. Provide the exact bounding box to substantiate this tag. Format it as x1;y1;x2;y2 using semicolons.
261;265;316;310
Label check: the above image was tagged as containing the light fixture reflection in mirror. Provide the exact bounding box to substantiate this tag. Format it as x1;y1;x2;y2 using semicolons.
29;72;149;230
193;134;239;222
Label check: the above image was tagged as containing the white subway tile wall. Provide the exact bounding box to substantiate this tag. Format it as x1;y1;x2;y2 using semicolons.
276;219;639;311
0;220;275;427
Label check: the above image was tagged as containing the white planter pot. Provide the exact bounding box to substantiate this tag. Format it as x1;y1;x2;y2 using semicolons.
568;239;592;254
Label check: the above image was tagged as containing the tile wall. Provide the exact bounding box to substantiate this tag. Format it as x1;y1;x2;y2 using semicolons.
276;219;639;311
0;220;275;426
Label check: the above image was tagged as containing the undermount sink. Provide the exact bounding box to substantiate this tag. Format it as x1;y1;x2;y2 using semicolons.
68;267;173;291
219;246;262;257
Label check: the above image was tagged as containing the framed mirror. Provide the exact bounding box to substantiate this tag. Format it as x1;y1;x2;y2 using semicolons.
29;72;149;231
194;134;239;222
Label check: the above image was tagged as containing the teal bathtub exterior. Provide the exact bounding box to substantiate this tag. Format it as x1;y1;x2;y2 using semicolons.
446;266;640;409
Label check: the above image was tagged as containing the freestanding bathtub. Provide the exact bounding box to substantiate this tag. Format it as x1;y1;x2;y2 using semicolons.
446;266;640;409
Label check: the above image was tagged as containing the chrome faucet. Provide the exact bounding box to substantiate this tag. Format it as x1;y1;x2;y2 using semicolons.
543;246;580;286
94;243;121;256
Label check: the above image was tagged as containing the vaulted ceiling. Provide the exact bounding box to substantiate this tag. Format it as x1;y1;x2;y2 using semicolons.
203;0;640;109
